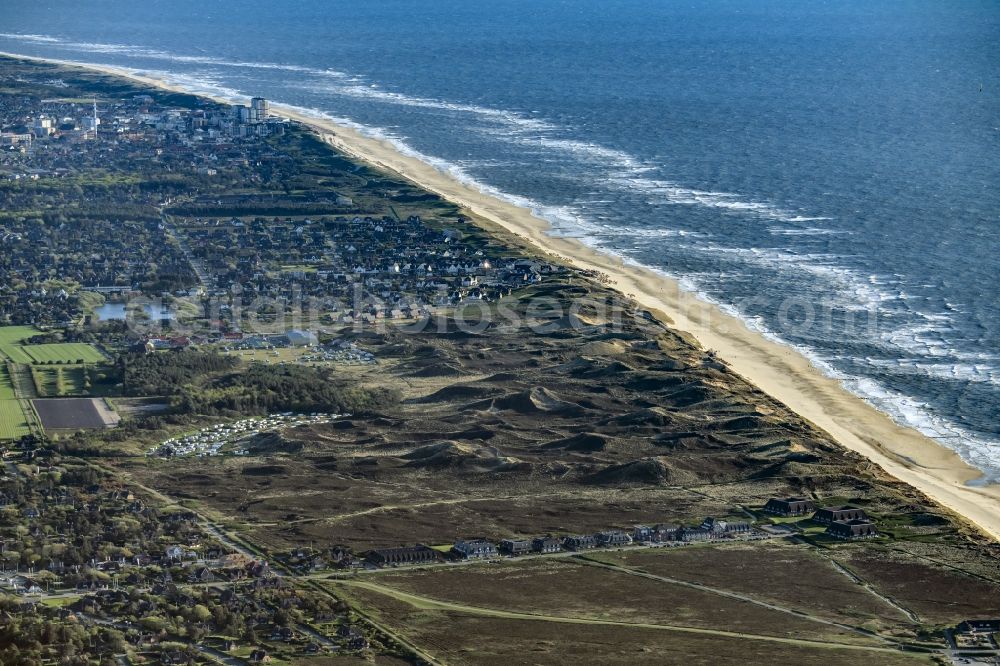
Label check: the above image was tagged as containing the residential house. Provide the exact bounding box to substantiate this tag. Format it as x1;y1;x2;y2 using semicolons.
763;497;817;516
453;539;498;560
499;539;532;556
187;566;215;583
812;506;868;525
595;530;632;547
249;649;270;663
675;527;713;543
701;517;753;537
632;524;679;543
826;519;878;540
532;537;562;554
562;535;598;551
366;545;438;566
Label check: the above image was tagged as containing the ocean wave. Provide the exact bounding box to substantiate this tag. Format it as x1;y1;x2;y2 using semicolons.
305;81;555;132
865;358;1000;386
0;33;60;43
526;136;647;169
131;69;248;104
0;32;354;79
606;175;818;223
686;243;903;311
613;227;710;239
877;316;1000;367
842;376;1000;482
767;226;849;236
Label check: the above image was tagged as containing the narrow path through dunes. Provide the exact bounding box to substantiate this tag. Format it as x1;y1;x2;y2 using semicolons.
329;579;927;656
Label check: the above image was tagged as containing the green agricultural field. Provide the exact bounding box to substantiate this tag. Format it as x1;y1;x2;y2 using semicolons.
0;367;31;439
0;325;40;345
0;366;17;400
0;400;31;439
22;343;105;364
0;344;35;364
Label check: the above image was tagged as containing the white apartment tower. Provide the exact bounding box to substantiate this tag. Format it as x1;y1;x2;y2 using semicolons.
32;115;54;137
250;97;269;123
82;98;101;134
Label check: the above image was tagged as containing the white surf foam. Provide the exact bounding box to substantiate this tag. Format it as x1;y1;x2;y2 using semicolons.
0;32;354;79
767;226;849;236
866;359;1000;386
304;81;555;133
607;175;819;223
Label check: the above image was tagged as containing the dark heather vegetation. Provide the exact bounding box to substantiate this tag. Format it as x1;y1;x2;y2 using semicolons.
118;350;239;396
176;362;400;416
116;349;398;415
116;350;397;415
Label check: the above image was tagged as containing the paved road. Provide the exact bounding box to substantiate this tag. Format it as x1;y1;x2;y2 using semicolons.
160;213;214;290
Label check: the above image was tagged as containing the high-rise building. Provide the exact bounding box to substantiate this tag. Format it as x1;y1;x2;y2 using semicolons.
32;115;54;137
82;99;101;134
250;97;269;123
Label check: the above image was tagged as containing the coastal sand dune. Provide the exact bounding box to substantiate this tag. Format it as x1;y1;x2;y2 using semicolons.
14;54;997;540
289;106;1000;541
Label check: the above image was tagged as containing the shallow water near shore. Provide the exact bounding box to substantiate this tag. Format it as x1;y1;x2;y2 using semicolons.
1;0;997;479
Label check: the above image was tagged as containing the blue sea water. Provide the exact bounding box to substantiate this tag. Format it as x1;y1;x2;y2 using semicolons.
1;0;998;478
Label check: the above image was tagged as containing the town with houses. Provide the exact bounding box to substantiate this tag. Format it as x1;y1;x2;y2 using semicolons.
1;82;560;336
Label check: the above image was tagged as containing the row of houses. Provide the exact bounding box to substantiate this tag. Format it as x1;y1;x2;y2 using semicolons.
172;214;559;317
365;517;757;567
764;497;879;539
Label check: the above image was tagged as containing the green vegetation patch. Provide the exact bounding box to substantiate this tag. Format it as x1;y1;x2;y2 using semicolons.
0;367;30;439
0;401;31;439
0;326;40;345
22;343;105;364
0;367;17;401
31;365;91;397
0;345;34;364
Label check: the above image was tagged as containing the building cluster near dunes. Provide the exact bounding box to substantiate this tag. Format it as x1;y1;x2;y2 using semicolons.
764;496;880;539
365;517;759;567
358;498;878;570
2;89;280;148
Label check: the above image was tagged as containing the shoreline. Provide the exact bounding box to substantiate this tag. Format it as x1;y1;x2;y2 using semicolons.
6;52;998;541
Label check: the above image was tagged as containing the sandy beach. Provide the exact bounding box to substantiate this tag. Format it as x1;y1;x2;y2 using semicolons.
306;115;1000;542
9;53;998;541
